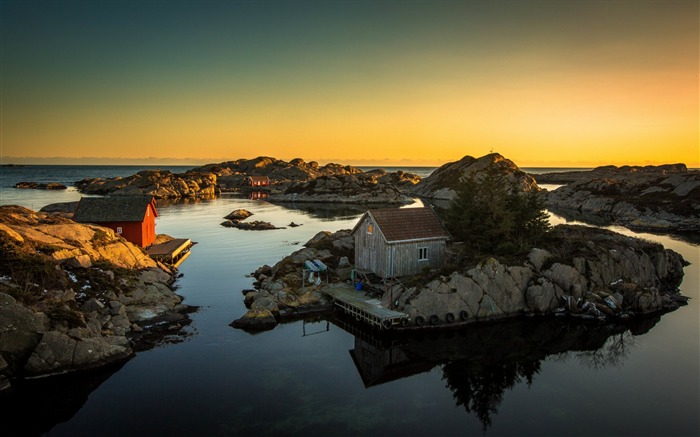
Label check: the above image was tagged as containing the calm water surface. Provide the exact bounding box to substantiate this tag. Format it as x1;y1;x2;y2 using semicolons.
0;166;698;436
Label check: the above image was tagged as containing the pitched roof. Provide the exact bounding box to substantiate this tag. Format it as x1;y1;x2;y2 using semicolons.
73;197;157;223
247;175;270;181
353;207;450;243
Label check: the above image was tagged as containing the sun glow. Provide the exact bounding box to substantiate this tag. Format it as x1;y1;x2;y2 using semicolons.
1;1;698;167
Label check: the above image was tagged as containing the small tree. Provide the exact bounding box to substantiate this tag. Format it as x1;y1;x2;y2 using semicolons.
444;170;551;257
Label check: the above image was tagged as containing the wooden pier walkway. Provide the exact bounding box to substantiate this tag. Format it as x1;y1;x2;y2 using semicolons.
147;238;192;267
321;283;408;330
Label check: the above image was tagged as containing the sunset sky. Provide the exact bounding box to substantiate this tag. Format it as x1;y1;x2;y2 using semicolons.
1;1;698;167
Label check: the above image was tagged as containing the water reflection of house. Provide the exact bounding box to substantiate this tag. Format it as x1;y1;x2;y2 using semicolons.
249;191;269;200
335;316;433;387
247;175;270;187
350;337;434;388
352;207;450;278
73;196;157;247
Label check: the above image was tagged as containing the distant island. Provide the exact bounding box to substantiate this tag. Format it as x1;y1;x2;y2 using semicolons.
531;164;699;235
65;153;700;236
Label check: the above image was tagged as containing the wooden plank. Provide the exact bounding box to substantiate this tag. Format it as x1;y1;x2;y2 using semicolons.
147;238;191;257
147;238;192;267
170;250;191;268
321;283;407;329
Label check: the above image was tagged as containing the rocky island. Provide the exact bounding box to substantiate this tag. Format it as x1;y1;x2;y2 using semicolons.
75;169;219;199
14;182;68;190
410;153;539;200
267;171;416;204
194;156;363;191
220;209;284;230
533;164;700;234
233;224;688;332
0;206;194;393
72;156;422;204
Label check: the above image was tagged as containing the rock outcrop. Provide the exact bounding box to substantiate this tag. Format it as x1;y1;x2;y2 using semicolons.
192;156;363;191
397;225;687;326
14;182;67;190
221;220;283;230
268;173;415;204
411;153;539;200
220;209;284;230
224;209;253;221
532;164;689;185
539;164;700;233
0;206;193;391
72;156;421;202
75;170;219;199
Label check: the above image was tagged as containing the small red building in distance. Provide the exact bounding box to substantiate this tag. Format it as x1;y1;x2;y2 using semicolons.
73;197;158;247
247;175;270;187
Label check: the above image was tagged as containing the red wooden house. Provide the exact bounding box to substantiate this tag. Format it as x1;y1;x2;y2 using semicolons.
73;197;158;247
247;175;270;187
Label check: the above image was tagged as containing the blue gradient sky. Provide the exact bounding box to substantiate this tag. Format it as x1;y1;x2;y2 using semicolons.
2;1;698;166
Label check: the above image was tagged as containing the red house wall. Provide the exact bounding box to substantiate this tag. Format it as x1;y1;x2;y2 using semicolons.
248;178;269;187
96;204;157;247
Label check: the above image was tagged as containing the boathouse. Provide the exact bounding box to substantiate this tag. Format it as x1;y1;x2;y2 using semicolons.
247;175;270;187
73;197;158;247
147;238;193;267
351;207;450;279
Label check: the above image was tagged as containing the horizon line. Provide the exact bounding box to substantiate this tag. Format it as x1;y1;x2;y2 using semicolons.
1;155;696;169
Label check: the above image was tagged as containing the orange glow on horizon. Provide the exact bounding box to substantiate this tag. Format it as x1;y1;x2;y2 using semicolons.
1;2;698;168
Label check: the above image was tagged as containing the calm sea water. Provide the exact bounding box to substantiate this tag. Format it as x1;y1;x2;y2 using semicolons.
0;166;698;436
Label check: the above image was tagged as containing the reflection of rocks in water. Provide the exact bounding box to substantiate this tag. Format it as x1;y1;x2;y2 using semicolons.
154;197;217;208
548;206;630;227
0;361;126;437
334;314;661;431
269;201;374;221
0;315;194;436
547;206;700;245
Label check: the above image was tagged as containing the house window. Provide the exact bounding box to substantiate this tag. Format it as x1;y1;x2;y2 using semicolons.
418;247;428;261
367;224;373;234
116;226;123;234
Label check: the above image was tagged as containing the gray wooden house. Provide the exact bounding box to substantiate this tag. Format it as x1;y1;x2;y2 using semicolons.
351;207;450;279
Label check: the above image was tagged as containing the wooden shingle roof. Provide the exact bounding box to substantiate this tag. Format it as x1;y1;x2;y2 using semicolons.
247;175;270;182
353;207;450;243
73;197;157;223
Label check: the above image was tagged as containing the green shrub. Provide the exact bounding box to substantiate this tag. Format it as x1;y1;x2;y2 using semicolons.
441;169;551;258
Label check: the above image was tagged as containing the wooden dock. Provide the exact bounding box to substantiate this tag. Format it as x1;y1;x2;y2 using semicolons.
147;238;192;267
322;283;408;330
